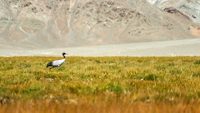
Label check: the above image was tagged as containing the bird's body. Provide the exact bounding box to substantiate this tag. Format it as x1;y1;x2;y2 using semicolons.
47;59;65;68
46;53;67;69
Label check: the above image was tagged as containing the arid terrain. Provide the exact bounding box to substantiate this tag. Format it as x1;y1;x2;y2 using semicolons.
0;38;200;56
0;0;200;52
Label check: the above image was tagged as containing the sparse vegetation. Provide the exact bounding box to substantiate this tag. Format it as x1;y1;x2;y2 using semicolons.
0;56;200;113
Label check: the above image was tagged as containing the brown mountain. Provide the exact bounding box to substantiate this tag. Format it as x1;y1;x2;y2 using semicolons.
0;0;198;49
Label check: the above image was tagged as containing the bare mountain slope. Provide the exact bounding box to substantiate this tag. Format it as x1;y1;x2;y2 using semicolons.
147;0;200;23
0;0;197;49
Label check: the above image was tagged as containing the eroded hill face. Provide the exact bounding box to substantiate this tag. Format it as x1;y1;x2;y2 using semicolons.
147;0;200;23
0;0;198;49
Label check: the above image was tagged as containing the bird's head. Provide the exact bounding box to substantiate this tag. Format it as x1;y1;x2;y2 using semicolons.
62;52;67;56
62;52;67;58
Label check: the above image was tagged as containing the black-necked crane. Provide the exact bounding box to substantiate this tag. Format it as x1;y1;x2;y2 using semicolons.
46;52;67;69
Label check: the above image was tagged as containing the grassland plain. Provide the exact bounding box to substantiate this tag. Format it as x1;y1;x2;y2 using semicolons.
0;57;200;113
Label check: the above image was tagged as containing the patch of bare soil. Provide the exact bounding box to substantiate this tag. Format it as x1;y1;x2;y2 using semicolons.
190;26;200;37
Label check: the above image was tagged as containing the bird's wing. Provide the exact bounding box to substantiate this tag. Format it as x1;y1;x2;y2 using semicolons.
52;59;65;66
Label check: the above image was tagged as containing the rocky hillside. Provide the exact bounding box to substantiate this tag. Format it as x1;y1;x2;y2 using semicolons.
0;0;198;49
147;0;200;23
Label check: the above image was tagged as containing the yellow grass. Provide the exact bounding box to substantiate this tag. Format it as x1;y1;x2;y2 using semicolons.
0;56;200;112
1;100;200;113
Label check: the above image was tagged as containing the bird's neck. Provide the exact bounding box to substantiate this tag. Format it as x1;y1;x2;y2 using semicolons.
63;55;66;58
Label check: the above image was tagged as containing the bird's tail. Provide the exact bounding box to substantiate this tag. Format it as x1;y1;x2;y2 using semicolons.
46;62;53;68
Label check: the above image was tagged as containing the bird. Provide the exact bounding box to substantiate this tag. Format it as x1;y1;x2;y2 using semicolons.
46;52;67;69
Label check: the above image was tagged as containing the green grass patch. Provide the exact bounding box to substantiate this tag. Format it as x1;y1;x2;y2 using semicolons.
0;57;200;102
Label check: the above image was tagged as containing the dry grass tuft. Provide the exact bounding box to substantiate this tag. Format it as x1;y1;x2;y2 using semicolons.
0;99;200;113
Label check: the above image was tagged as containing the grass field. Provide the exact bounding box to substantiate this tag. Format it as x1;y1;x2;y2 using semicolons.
0;56;200;113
